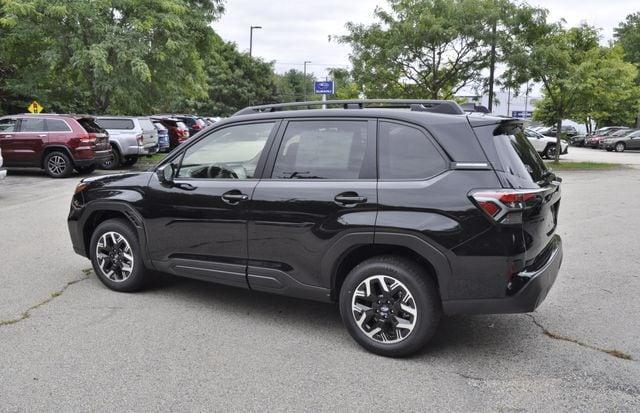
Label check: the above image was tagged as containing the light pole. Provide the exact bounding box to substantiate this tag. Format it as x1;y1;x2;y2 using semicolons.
303;60;311;101
249;25;262;58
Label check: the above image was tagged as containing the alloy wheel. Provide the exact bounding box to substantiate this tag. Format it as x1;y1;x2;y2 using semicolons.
95;231;135;282
47;155;67;176
351;275;417;344
616;143;625;152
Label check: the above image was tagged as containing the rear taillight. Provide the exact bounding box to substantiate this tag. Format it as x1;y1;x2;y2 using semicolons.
80;137;96;144
470;189;545;223
136;133;144;145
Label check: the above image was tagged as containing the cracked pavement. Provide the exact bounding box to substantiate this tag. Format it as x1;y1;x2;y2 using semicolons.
1;167;639;411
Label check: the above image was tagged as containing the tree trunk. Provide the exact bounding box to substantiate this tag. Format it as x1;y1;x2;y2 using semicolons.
487;21;497;112
555;119;562;163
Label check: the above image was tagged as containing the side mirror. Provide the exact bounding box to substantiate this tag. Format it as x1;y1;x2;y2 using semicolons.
157;163;175;186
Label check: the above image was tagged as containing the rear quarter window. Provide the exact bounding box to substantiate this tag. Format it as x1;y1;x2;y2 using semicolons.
77;118;107;134
97;118;135;130
494;130;547;184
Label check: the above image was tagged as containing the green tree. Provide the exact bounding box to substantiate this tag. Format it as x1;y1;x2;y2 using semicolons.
0;0;224;114
511;23;600;162
274;69;318;102
190;35;279;116
327;68;360;99
338;0;512;99
614;12;640;68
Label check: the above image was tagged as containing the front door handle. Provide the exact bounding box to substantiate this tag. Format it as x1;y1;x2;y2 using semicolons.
222;190;249;204
334;192;368;206
38;134;47;138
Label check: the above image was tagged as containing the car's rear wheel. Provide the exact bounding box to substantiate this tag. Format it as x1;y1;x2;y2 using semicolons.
339;256;441;357
89;219;148;292
615;142;626;152
44;151;74;178
75;164;97;174
100;146;121;170
543;144;557;159
121;156;138;167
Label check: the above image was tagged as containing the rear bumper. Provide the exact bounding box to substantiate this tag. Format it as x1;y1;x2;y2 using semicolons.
74;149;112;167
443;235;563;315
138;143;159;155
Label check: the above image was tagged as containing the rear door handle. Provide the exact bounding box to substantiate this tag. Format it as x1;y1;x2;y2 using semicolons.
38;134;47;138
222;190;249;204
334;192;367;206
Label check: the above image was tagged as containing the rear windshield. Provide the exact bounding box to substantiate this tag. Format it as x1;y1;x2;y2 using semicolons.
97;118;135;130
138;118;154;131
494;129;547;184
179;117;196;127
77;118;106;134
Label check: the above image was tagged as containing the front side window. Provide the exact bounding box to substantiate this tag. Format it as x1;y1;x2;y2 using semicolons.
177;122;275;179
0;118;17;132
378;122;448;180
272;120;370;179
19;118;46;132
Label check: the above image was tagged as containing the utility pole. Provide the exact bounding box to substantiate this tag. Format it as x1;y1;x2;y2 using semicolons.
249;25;262;58
303;61;311;101
487;21;497;113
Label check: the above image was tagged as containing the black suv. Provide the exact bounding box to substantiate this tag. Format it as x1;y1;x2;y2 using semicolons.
68;100;563;357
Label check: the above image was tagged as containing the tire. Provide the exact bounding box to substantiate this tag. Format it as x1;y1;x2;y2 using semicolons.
121;156;138;167
543;145;557;159
89;218;148;292
606;148;613;152
43;151;74;178
75;164;97;174
339;255;442;357
100;146;121;170
615;142;625;153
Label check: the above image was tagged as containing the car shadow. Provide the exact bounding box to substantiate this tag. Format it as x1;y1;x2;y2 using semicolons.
140;273;534;358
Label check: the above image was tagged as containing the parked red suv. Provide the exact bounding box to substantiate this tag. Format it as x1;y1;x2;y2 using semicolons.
0;114;111;178
151;116;190;149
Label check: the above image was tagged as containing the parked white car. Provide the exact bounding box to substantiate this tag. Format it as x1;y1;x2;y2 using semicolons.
95;117;159;170
524;128;568;159
0;147;6;180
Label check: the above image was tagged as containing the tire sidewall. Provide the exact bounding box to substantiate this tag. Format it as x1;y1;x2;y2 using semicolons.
44;151;73;178
100;146;120;170
339;258;441;357
89;219;146;292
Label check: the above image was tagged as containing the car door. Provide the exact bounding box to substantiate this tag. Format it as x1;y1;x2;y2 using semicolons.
2;117;48;165
144;120;280;288
524;129;545;152
0;118;18;165
247;118;377;300
628;131;640;149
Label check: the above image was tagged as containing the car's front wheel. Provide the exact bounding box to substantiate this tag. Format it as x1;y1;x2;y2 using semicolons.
543;144;557;159
339;256;441;357
100;146;121;170
615;142;626;153
89;219;148;292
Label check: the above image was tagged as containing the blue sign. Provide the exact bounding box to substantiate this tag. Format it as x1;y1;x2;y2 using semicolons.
512;110;533;119
314;81;334;95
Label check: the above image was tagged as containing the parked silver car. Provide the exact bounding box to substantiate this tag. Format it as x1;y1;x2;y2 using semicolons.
96;117;158;169
0;147;6;180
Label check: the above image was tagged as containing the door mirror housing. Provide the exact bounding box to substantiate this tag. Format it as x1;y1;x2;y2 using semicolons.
157;163;175;185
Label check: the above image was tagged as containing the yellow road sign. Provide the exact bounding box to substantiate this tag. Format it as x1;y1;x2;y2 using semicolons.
27;101;43;114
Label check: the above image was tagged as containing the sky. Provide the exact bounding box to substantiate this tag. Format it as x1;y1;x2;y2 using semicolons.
213;0;639;79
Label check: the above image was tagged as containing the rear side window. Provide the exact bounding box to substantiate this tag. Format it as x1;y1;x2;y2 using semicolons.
46;119;71;132
77;118;106;134
97;118;135;130
378;122;448;180
494;130;547;183
138;118;154;130
19;118;46;132
272;120;371;179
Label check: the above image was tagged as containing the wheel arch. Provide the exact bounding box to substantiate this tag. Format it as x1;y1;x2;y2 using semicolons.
80;202;154;270
326;232;451;302
41;145;74;168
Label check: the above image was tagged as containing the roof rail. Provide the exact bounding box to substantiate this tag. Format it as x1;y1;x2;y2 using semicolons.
232;99;464;116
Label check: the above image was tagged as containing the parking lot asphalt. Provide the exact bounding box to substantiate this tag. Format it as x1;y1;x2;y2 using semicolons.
562;146;640;165
1;166;639;411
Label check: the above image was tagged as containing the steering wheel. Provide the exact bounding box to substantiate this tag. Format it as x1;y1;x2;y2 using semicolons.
206;163;239;179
